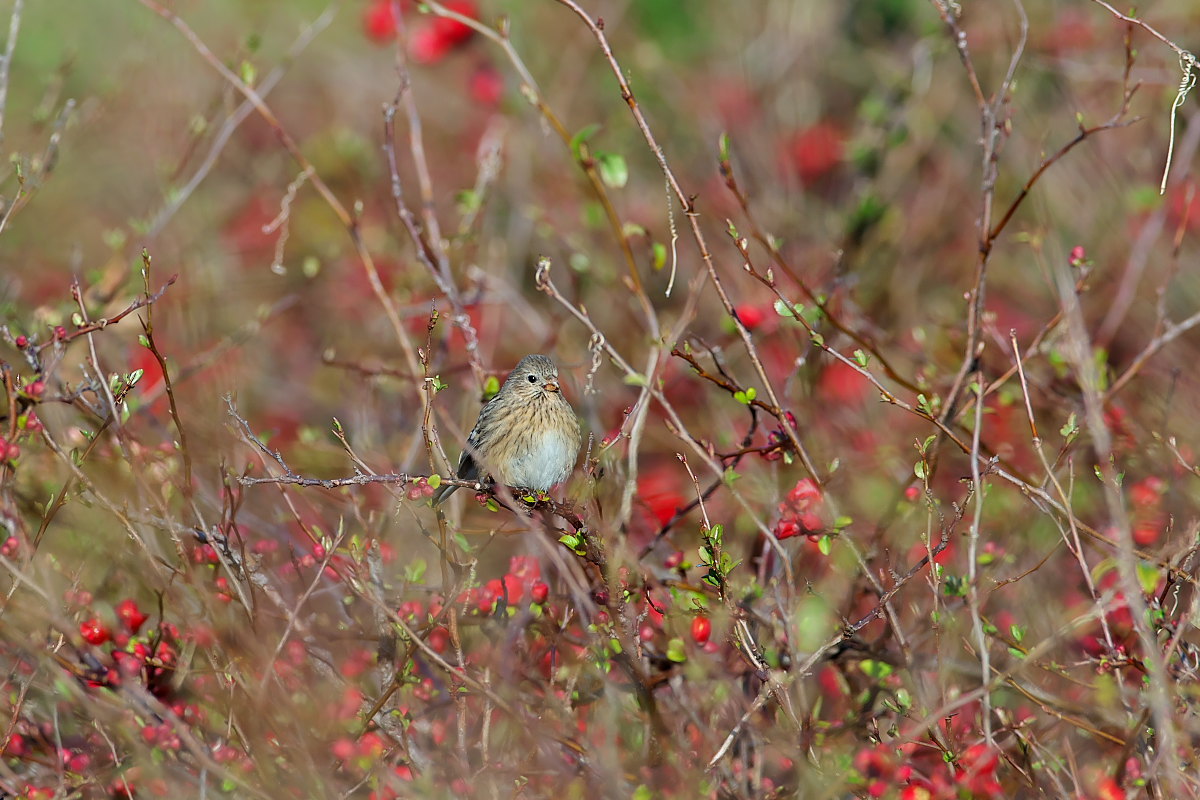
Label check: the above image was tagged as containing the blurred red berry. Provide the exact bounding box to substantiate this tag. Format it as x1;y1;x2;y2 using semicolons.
14;335;27;347
664;550;684;569
411;27;454;63
428;626;449;653
363;1;397;42
690;615;712;644
1095;777;1126;800
116;599;149;633
1129;477;1163;508
735;304;767;331
331;737;356;761
784;121;844;185
25;380;44;397
430;0;477;46
80;618;111;645
530;579;549;605
638;471;684;527
1133;517;1162;546
469;64;504;106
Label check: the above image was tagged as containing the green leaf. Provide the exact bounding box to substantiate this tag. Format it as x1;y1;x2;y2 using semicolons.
624;372;649;387
853;349;869;367
666;637;687;663
569;123;601;159
138;334;150;348
1137;562;1161;595
1009;624;1025;643
1060;412;1078;438
718;132;731;163
239;60;257;86
455;189;480;214
773;299;795;317
914;461;926;481
860;659;893;680
723;467;740;486
128;369;144;387
810;331;825;347
569;251;591;272
485;498;500;512
733;387;757;405
427;474;442;489
596;152;628;188
404;559;427;583
482;375;500;400
817;535;831;556
652;242;667;270
558;532;585;555
833;516;852;530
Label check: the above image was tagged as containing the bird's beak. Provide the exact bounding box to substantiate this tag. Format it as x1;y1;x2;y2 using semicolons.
543;381;559;393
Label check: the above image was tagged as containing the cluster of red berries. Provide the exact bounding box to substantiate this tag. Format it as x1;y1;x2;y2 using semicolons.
407;476;436;501
363;0;477;63
450;555;548;614
854;741;1005;799
77;599;183;695
0;436;20;462
774;478;823;541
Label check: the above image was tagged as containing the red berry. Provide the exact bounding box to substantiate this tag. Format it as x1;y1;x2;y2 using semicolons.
25;380;45;397
80;618;111;645
14;335;27;347
690;615;712;644
410;26;453;63
363;1;397;42
468;65;504;106
428;626;449;653
530;580;549;605
734;304;767;331
115;599;149;633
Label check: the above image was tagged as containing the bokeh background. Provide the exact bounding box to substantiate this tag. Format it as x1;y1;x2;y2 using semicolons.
3;0;1200;797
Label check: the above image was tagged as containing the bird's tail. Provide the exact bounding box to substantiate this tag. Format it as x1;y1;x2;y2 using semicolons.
431;482;458;505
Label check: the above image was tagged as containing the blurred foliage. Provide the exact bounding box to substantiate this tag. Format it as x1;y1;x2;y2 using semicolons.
2;0;1200;797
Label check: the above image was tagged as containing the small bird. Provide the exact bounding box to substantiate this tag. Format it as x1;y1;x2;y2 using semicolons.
433;354;581;505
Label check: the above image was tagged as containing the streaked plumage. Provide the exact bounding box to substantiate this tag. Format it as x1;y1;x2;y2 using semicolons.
433;355;581;504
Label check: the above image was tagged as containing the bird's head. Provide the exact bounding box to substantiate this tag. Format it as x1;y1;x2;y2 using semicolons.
506;354;562;400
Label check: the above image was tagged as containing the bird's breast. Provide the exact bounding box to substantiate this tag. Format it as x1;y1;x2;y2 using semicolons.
500;426;578;491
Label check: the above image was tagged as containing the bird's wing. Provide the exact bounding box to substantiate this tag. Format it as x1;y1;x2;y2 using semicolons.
433;401;492;505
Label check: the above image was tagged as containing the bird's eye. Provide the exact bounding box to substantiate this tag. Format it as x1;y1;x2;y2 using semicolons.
527;374;537;383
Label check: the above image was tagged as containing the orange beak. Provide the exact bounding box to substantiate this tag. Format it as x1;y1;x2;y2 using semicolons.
543;381;559;393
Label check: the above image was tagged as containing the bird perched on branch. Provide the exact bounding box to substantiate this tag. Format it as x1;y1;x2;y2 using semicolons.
433;354;581;505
